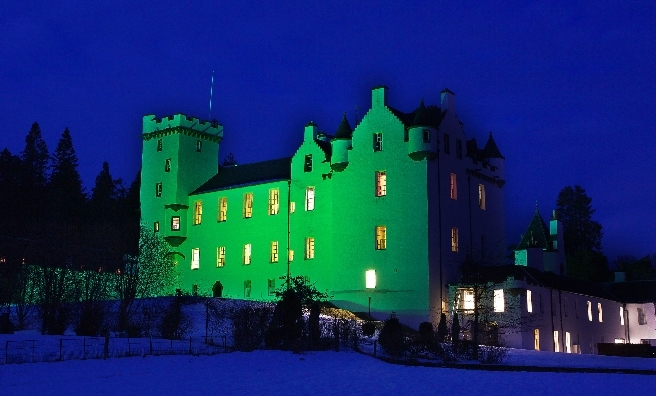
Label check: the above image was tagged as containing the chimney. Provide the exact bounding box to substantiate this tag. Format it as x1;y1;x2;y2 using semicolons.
440;88;456;112
372;85;389;108
304;121;318;142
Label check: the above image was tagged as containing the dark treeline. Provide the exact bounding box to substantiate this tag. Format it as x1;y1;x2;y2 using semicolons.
0;122;142;334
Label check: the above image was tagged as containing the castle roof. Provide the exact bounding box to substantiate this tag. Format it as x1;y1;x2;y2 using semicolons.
387;102;445;130
517;208;552;250
333;113;353;139
479;132;505;160
314;139;332;160
411;99;432;127
191;157;291;195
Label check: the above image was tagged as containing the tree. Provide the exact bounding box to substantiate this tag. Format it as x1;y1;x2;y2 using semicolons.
555;185;608;282
614;255;655;281
378;312;404;358
49;128;86;218
115;224;176;336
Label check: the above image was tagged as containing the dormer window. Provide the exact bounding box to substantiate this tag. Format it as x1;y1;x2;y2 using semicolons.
304;154;312;172
165;158;171;172
373;133;383;152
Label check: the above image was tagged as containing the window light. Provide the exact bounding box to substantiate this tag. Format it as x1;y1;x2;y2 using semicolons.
305;237;314;259
587;301;592;321
478;184;485;210
270;241;279;263
218;197;227;222
217;247;225;267
534;329;540;351
494;289;504;312
269;188;279;215
191;248;200;270
243;193;253;218
620;306;624;326
193;201;202;225
598;303;603;322
375;226;386;250
243;244;251;265
451;228;458;252
375;171;387;197
305;187;315;211
527;290;533;313
450;173;457;200
553;331;560;352
365;270;376;289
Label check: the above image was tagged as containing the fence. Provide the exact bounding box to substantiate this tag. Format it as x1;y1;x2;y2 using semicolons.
0;335;228;365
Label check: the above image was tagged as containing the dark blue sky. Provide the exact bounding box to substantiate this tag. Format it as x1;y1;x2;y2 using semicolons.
2;1;655;262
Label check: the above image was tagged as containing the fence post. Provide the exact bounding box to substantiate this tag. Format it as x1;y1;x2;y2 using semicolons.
104;336;109;360
223;336;226;353
83;338;86;360
5;340;8;364
59;339;63;361
150;337;153;355
189;336;192;355
374;340;377;357
128;337;130;356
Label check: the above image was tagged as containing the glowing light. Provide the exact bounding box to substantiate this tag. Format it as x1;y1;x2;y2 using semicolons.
366;270;376;289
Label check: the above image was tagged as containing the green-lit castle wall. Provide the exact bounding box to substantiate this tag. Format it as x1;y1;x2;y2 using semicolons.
140;85;506;326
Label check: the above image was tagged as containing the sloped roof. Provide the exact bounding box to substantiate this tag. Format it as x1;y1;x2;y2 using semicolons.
466;138;479;159
411;99;431;127
191;157;291;194
517;208;553;250
602;280;656;304
387;103;445;129
334;113;353;139
314;139;332;160
479;132;505;159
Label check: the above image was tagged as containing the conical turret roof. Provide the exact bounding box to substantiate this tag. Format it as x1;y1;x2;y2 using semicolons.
517;207;552;250
334;113;353;139
479;132;505;159
411;99;431;127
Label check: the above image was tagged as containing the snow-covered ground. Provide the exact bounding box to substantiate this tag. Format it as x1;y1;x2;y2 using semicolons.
1;349;654;396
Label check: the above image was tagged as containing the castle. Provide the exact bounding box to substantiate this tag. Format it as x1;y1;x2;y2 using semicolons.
139;86;506;326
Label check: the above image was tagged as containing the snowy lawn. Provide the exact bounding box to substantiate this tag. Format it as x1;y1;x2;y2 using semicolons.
1;349;654;396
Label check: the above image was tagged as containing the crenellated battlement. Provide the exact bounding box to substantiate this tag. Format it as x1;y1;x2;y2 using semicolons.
142;114;223;139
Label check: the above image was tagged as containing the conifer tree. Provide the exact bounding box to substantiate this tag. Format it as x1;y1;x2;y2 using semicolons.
49;128;86;218
20;122;49;192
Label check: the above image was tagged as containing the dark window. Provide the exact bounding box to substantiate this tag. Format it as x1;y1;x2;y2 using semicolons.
244;280;252;298
268;279;276;296
422;129;431;143
443;134;450;154
192;284;198;296
157;139;162;152
165;158;171;172
456;139;462;159
304;154;312;172
155;182;162;197
373;133;383;152
196;140;202;152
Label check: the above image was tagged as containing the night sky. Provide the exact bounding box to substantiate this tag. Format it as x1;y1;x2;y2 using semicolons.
2;1;655;262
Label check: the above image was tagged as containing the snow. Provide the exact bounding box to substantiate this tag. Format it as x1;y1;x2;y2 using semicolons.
1;349;654;396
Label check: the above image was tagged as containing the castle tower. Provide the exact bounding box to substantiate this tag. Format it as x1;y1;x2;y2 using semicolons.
330;113;353;171
408;99;438;160
140;114;222;248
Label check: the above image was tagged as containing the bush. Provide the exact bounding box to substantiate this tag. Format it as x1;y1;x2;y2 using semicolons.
361;321;376;337
436;313;448;342
74;302;107;336
158;297;193;340
265;289;305;350
378;312;404;358
233;305;273;351
478;345;508;364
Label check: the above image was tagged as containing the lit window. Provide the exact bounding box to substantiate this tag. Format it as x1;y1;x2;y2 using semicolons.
305;187;315;211
451;228;458;252
614;338;625;344
218;197;227;222
620;306;624;326
155;182;162;197
375;226;386;250
366;270;376;289
304;154;312;172
305;237;314;259
638;308;646;325
553;331;560;352
565;332;571;353
527;290;533;313
154;221;159;232
450;173;457;200
534;329;540;351
587;301;592;321
290;202;296;213
191;248;200;270
196;140;202;152
375;171;386;197
422;129;431;143
243;193;253;218
157;139;162;151
217;247;225;267
165;158;171;172
270;241;279;263
269;188;280;215
243;244;251;265
268;279;276;296
171;216;180;231
598;302;603;322
478;184;485;210
494;289;504;312
288;249;294;262
373;132;383;152
459;288;474;311
193;201;202;225
456;139;462;159
244;280;251;298
443;134;450;154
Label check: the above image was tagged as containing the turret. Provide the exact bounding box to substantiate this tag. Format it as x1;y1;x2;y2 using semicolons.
140;114;222;248
408;99;438;161
330;113;353;171
550;210;566;275
479;132;505;176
